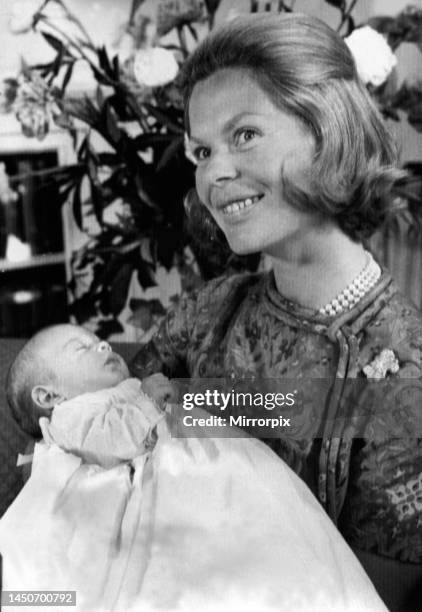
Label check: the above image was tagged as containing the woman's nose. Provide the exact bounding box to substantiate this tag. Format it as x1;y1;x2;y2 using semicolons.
204;150;239;186
97;341;112;353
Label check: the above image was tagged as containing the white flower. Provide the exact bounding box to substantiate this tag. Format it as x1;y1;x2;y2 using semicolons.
363;349;400;379
133;47;179;88
345;25;397;87
9;0;44;34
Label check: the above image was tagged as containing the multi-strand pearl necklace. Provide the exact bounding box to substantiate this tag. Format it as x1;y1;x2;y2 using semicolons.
318;251;381;317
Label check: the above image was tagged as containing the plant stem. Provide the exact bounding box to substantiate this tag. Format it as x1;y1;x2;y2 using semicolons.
52;0;96;49
337;0;359;33
38;16;117;87
177;26;189;59
128;0;145;25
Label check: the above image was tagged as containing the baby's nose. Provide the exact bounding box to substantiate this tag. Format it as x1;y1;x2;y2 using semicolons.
97;341;112;353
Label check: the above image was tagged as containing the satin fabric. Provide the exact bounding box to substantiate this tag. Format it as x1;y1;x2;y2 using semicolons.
0;396;386;611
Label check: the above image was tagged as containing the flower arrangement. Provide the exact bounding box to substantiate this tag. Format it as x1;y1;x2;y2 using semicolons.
4;0;422;338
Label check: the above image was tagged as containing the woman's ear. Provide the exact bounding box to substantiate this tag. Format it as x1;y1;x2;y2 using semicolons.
31;385;64;409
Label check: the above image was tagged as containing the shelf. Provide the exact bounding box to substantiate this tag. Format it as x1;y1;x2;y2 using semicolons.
0;252;66;271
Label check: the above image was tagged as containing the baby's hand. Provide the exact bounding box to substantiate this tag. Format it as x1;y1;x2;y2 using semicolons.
142;373;178;410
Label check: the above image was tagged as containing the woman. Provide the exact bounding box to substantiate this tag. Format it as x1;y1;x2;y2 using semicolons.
131;13;422;609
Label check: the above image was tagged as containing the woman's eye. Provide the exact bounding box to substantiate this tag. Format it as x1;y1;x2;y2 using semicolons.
193;147;210;162
235;128;258;146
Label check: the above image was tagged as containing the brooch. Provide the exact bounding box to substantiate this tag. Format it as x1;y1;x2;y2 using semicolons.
363;348;399;379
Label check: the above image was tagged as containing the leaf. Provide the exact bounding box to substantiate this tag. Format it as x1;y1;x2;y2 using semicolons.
324;0;346;8
57;182;76;205
68;292;97;323
61;61;74;94
112;55;120;80
41;32;64;53
97;152;120;166
51;45;65;78
204;0;222;15
156;137;183;172
136;261;157;289
142;103;184;134
95;318;124;339
72;181;83;230
96;85;105;110
105;103;121;143
67;96;100;127
109;262;134;315
133;133;174;150
97;45;119;80
186;23;199;41
344;15;355;35
89;179;105;224
90;65;113;86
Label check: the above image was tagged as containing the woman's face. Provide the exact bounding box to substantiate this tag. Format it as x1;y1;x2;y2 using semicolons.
188;68;317;257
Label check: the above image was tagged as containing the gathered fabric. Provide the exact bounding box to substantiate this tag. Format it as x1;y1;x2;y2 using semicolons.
0;382;386;611
40;378;164;469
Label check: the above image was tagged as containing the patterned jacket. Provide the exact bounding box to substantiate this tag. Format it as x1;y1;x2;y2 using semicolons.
131;269;422;562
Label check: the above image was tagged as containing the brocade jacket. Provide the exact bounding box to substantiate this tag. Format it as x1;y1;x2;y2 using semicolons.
130;269;422;563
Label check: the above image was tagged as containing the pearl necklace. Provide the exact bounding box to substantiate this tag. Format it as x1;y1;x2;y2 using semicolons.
318;251;381;317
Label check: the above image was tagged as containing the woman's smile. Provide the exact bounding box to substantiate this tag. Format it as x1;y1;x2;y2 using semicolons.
218;194;264;219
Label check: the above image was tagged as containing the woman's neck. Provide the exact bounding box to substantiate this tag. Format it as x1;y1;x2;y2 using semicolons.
268;227;368;310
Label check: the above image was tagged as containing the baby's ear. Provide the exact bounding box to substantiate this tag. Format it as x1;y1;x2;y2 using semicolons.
31;385;64;409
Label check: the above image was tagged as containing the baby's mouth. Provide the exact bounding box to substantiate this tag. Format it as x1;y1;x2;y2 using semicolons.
105;354;120;366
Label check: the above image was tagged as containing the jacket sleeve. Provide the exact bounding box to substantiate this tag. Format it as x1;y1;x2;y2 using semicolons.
129;282;205;379
129;274;251;380
341;374;422;563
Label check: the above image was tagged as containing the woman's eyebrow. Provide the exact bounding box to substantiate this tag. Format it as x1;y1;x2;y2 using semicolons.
190;112;261;144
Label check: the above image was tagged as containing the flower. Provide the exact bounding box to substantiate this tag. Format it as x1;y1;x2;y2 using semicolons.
363;348;400;379
14;71;62;139
133;47;179;88
9;0;44;34
345;26;397;88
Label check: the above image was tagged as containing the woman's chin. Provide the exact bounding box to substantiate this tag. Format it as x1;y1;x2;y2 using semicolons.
226;239;261;257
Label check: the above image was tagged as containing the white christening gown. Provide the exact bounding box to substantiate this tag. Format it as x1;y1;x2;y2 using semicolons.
0;379;387;612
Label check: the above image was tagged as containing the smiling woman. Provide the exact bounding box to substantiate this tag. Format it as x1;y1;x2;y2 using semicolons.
130;12;422;611
187;68;316;258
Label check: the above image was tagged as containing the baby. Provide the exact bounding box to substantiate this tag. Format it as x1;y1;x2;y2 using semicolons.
6;323;177;467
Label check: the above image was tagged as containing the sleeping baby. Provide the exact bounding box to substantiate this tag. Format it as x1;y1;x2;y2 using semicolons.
0;324;388;612
6;323;176;468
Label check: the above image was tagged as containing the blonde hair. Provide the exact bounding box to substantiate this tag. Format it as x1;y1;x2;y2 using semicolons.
182;13;405;240
6;330;56;438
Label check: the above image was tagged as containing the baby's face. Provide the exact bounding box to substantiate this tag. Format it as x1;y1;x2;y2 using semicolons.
37;324;129;400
